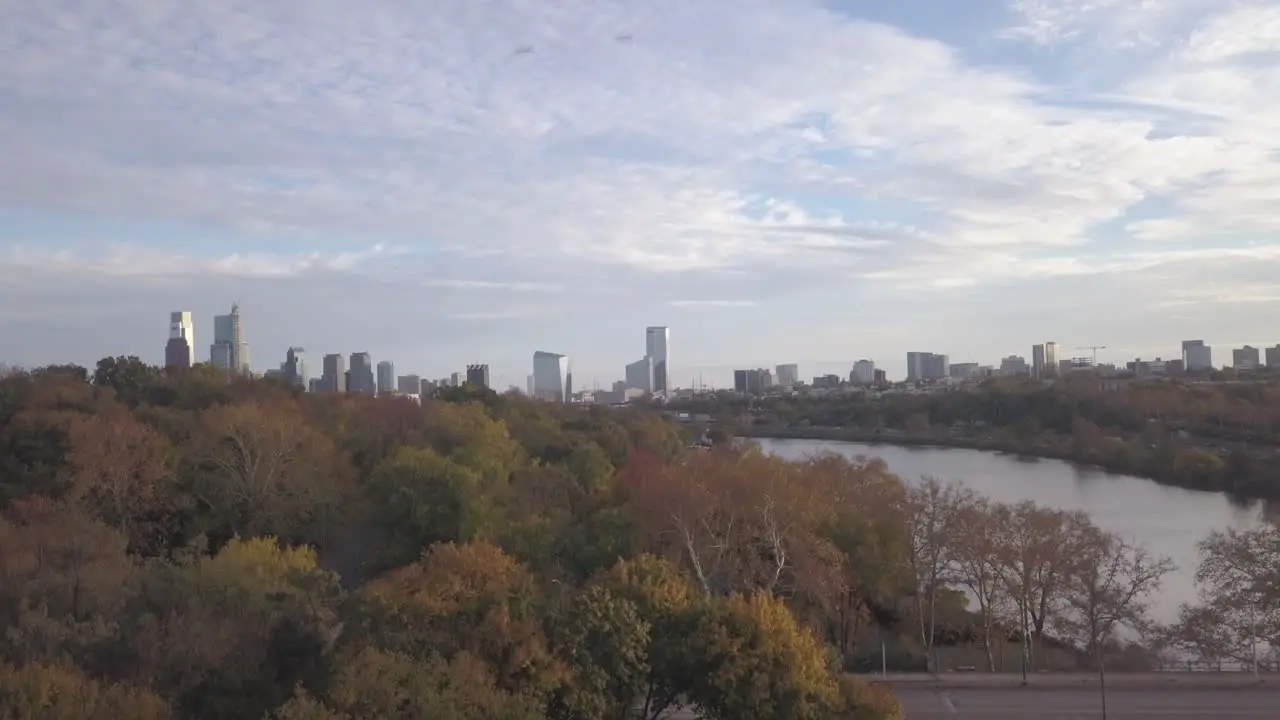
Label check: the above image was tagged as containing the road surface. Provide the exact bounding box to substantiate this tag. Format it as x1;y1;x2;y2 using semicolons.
896;687;1278;718
883;674;1280;719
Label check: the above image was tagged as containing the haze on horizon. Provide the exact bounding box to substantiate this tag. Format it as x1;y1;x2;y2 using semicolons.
2;0;1279;389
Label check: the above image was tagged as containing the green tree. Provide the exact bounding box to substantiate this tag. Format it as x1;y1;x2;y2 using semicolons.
548;586;649;720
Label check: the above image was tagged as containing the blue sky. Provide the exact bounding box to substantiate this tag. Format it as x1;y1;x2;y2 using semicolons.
2;0;1279;388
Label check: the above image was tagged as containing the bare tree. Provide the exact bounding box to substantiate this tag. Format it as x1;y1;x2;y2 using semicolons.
905;477;973;671
1058;526;1174;662
950;498;1011;671
996;502;1091;670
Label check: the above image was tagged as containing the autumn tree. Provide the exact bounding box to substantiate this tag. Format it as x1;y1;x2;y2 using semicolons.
0;662;172;720
346;542;564;702
904;477;973;671
186;399;353;547
686;592;841;720
949;497;1011;671
64;410;175;545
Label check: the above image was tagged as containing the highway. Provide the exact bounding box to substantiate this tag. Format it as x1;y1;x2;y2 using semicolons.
885;674;1280;719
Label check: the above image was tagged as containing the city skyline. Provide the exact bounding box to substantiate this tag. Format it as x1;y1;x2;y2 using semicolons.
2;2;1279;383
125;305;1280;393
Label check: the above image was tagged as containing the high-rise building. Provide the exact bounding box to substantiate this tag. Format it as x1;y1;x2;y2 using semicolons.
1032;342;1059;379
283;347;308;389
907;352;948;381
396;374;421;395
449;372;461;387
349;353;375;394
1233;345;1260;370
210;303;249;375
1182;340;1212;371
320;353;346;393
852;360;875;385
1266;345;1280;368
645;326;670;395
1001;355;1029;376
465;364;490;388
376;361;395;394
526;374;535;396
532;351;570;402
625;356;653;393
165;310;195;369
775;364;800;387
733;368;772;393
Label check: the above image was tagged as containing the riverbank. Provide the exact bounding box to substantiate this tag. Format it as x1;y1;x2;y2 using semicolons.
737;425;1277;501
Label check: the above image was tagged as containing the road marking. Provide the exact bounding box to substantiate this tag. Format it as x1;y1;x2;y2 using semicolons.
940;691;957;714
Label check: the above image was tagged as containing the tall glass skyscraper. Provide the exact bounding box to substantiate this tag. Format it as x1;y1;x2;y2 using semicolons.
645;326;669;395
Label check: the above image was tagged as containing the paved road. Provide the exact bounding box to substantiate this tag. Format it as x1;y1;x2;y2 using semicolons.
896;687;1279;718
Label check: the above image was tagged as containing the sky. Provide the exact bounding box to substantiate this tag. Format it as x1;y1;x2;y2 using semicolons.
2;0;1279;389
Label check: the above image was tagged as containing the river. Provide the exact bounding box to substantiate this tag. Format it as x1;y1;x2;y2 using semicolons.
753;437;1266;624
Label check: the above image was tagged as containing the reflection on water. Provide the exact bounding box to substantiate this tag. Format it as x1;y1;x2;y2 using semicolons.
755;437;1266;624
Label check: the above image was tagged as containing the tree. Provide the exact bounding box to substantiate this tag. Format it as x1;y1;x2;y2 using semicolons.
126;537;344;720
686;592;841;720
904;478;972;671
346;542;564;702
92;356;163;407
1057;528;1173;662
365;447;494;570
590;555;698;720
548;585;649;720
0;662;171;720
186;400;352;547
64;411;175;542
949;498;1011;671
996;502;1091;670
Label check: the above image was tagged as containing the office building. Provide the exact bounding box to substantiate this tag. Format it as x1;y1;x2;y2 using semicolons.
397;374;421;395
625;356;653;393
449;372;461;387
1032;342;1059;379
1182;340;1212;371
320;353;346;393
532;351;570;402
283;347;308;389
733;368;772;393
1233;345;1260;370
349;353;375;394
851;360;875;385
210;303;250;375
164;310;195;369
908;352;949;381
774;364;800;387
1000;355;1029;376
526;374;535;396
646;326;670;395
950;362;980;380
466;364;490;388
376;361;395;394
1267;345;1280;368
873;368;887;384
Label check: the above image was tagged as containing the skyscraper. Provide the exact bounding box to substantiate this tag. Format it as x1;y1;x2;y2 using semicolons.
283;347;309;389
465;364;490;389
775;364;800;387
625;356;652;392
1182;340;1213;371
532;351;569;402
852;360;875;385
165;311;195;368
376;360;395;394
349;352;375;394
320;353;346;392
645;326;669;395
210;303;249;375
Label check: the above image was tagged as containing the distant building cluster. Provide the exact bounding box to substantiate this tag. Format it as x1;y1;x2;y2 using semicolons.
160;307;1280;404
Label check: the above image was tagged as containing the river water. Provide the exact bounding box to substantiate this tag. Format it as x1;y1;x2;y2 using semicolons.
754;437;1266;624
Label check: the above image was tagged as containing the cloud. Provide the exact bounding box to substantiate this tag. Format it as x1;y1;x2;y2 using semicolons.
666;300;759;308
1;0;1279;383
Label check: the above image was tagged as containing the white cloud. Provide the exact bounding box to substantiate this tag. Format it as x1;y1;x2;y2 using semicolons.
0;0;1278;381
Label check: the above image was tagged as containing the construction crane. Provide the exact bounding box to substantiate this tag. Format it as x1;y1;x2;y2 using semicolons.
1075;345;1107;365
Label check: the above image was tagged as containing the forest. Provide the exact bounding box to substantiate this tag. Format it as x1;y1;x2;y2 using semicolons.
670;376;1280;498
1;359;1276;719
